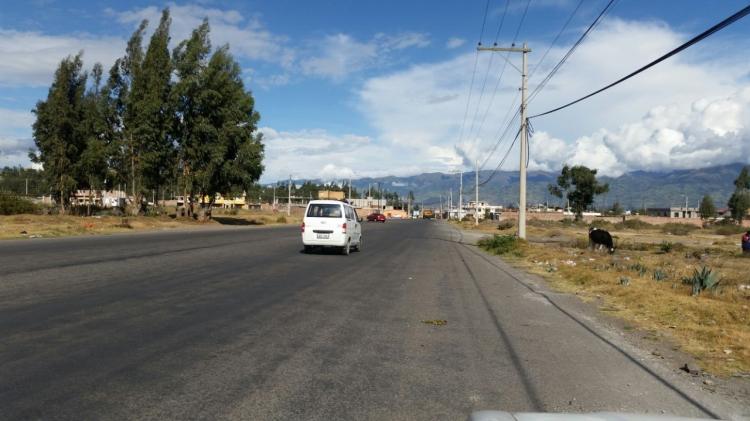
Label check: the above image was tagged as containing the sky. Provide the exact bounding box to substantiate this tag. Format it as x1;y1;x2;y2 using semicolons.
1;0;749;183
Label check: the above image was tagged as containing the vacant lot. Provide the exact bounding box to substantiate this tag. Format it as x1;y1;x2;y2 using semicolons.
464;217;750;377
0;209;301;240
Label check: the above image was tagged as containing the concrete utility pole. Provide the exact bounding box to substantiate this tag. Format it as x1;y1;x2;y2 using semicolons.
348;177;352;200
459;170;463;221
475;160;479;226
287;175;291;216
478;42;531;239
25;178;28;196
449;189;453;219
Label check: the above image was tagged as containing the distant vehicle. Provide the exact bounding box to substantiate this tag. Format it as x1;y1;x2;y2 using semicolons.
422;209;435;219
301;200;362;255
367;213;386;223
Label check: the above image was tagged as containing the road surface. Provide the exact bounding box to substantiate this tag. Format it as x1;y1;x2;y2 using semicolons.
0;220;726;419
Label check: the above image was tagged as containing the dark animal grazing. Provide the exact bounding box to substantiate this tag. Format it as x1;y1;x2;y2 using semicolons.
589;227;615;253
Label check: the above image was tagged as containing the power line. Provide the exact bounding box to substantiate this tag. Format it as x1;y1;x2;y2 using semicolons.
455;0;492;156
479;126;522;186
468;0;531;152
528;0;585;80
528;0;617;105
531;3;750;118
466;0;513;148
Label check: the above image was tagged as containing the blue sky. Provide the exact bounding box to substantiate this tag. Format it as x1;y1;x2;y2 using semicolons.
1;0;749;182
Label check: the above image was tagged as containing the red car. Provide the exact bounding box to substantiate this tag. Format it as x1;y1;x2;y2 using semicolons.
367;213;386;222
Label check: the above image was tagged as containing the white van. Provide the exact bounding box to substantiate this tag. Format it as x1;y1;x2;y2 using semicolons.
301;200;362;255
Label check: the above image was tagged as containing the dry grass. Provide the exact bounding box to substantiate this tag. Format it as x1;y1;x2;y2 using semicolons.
464;219;750;376
0;209;301;240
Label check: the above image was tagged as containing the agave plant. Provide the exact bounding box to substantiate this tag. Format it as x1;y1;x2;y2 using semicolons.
652;269;668;282
682;266;720;296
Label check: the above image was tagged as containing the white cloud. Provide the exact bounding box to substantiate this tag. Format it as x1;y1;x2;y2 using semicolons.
301;32;430;80
354;18;750;177
0;29;124;87
446;37;466;49
114;4;295;69
259;127;439;182
0;137;34;168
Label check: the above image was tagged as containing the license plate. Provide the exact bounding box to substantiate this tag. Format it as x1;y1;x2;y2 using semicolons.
316;234;330;239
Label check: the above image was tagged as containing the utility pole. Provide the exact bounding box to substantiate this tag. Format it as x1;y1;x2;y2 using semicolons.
287;175;291;216
475;160;479;226
478;42;531;239
25;178;28;196
459;170;463;221
348;177;352;200
449;188;453;219
273;183;276;209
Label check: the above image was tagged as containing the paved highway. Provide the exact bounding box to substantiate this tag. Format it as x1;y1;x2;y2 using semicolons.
0;220;725;419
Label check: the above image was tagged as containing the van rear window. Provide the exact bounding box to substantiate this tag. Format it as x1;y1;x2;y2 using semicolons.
307;204;343;218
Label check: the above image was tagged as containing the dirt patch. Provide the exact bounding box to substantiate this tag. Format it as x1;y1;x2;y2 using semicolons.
0;209;301;240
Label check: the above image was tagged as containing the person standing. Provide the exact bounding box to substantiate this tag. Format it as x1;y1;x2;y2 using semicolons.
742;230;750;254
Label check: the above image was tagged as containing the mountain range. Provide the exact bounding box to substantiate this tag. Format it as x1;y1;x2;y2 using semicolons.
340;163;747;210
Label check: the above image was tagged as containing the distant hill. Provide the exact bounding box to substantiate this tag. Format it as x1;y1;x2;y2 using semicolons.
343;163;746;210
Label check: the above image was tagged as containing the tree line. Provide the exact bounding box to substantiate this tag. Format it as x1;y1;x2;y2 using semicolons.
30;9;264;218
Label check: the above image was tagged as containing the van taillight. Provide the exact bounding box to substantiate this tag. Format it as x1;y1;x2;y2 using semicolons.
301;222;305;233
342;222;347;233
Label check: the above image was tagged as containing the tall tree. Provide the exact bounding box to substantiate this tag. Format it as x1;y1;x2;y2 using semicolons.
172;19;211;216
548;165;609;220
78;62;111;214
30;53;88;214
127;9;175;213
173;23;264;220
698;195;716;220
728;165;750;223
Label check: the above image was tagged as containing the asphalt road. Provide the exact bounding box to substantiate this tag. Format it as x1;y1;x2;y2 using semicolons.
0;220;726;420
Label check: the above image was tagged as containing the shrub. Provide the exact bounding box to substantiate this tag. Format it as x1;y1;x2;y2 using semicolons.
659;241;686;253
614;219;653;230
652;269;668;282
478;234;523;256
661;222;698;236
276;215;287;223
682;266;720;296
0;193;37;215
619;276;631;286
497;219;515;230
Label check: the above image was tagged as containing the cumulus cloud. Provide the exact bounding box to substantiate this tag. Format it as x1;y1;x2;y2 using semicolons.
0;137;34;168
114;3;295;68
356;18;750;177
446;37;466;49
259;127;439;182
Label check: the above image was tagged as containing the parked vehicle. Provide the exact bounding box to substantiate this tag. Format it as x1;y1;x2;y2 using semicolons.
367;213;386;223
422;209;435;219
301;200;362;255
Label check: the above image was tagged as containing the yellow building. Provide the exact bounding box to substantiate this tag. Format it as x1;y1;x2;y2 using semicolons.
317;190;345;200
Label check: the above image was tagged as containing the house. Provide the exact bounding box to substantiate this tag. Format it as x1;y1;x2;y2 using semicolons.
466;201;504;220
646;206;700;219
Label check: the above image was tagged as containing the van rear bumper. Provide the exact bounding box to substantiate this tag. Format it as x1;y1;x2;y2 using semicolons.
302;233;347;247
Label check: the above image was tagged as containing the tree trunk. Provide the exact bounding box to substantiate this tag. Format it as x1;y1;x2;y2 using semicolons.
197;195;213;222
